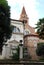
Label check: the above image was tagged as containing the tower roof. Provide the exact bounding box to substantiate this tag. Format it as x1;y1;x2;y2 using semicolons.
19;6;28;21
21;6;27;15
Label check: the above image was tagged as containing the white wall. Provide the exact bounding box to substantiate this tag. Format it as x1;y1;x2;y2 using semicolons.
11;21;23;33
2;20;24;59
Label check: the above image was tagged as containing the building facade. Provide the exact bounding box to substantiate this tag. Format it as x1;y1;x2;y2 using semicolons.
1;6;44;60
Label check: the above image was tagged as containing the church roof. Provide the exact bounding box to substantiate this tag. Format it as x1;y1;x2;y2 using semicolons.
28;25;35;34
25;23;35;34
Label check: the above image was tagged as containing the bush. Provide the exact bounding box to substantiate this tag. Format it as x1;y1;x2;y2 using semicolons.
12;46;19;60
36;42;44;56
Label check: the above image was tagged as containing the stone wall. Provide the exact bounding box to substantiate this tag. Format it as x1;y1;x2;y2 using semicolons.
0;60;44;65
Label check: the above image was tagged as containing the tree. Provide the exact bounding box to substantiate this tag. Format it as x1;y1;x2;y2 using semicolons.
12;46;19;60
36;18;44;39
0;0;12;53
36;42;44;56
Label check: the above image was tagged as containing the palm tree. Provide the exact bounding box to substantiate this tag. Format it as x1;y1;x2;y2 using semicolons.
36;18;44;39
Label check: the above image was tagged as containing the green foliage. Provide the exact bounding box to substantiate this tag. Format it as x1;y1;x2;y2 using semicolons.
12;46;19;60
36;42;44;56
35;18;44;39
23;47;31;59
39;57;44;61
0;0;12;53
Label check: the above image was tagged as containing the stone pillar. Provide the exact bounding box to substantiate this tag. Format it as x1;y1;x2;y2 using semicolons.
2;44;8;59
2;44;11;59
19;44;23;59
5;44;11;59
2;45;5;59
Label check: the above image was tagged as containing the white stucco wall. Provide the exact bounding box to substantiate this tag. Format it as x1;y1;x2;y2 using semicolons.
11;21;23;33
11;34;23;42
2;20;24;59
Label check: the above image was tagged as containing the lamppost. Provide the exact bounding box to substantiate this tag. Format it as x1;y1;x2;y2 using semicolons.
19;40;23;59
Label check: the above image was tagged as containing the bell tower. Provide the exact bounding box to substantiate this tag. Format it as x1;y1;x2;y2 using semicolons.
19;6;29;24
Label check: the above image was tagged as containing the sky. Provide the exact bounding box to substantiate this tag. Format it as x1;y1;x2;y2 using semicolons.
7;0;44;27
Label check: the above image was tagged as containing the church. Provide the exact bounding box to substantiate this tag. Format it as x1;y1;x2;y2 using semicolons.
1;7;44;60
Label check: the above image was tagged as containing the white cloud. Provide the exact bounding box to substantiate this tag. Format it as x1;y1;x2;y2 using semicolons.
7;0;39;27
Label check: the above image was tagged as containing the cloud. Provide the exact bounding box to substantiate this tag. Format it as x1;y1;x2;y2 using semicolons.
7;0;39;27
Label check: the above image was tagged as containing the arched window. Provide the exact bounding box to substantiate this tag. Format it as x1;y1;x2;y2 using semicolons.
16;27;20;32
13;26;20;33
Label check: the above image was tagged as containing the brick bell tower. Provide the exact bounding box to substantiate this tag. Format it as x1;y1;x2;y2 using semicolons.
19;6;29;24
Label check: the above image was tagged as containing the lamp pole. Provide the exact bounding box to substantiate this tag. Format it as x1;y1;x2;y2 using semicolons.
19;40;23;59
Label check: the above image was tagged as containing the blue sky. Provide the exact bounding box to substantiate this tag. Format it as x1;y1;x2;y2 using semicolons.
7;0;44;27
36;0;44;18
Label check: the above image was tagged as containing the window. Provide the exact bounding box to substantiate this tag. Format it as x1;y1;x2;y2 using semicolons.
16;27;20;32
13;26;20;33
13;26;16;32
25;31;29;35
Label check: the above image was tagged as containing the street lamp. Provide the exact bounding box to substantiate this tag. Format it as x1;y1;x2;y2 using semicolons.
19;40;23;46
19;40;23;59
